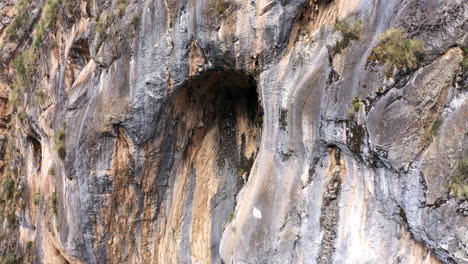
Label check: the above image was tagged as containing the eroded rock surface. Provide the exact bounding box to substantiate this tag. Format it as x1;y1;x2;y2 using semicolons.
0;0;467;263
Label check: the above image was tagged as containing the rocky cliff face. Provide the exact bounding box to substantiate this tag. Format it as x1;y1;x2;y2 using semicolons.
0;0;467;263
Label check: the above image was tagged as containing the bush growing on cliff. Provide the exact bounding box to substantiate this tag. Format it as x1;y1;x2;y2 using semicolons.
461;46;468;73
0;253;19;264
448;158;468;200
26;241;33;249
117;0;128;16
55;128;66;161
368;28;425;76
7;211;16;226
51;191;58;213
131;14;139;36
333;18;362;54
2;178;15;199
238;168;246;176
34;191;41;206
48;167;56;177
212;0;230;15
3;0;31;42
42;0;60;29
348;98;360;118
352;97;360;111
11;49;36;95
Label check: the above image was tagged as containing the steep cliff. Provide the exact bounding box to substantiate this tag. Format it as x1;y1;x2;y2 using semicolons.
0;0;467;263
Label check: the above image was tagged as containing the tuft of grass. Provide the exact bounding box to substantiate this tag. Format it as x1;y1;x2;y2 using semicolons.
55;128;66;161
7;211;16;226
348;98;360;118
238;168;246;176
255;114;264;126
35;89;46;105
131;14;139;36
34;191;41;206
42;0;60;29
422;118;442;147
2;178;15;199
368;28;425;76
228;212;235;222
333;18;362;54
3;0;31;42
51;191;58;213
117;0;128;17
26;241;33;249
461;46;468;73
8;89;20;112
49;167;56;176
95;18;107;39
213;0;230;16
7;0;60;116
352;97;360;111
448;158;468;200
105;14;114;26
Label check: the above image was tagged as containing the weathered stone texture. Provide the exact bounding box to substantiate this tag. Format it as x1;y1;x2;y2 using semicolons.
0;0;466;263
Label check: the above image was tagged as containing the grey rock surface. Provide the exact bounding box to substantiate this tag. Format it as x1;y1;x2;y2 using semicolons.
0;0;467;263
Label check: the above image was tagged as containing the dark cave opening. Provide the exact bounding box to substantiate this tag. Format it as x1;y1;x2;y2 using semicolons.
169;71;263;168
27;136;42;172
172;71;261;127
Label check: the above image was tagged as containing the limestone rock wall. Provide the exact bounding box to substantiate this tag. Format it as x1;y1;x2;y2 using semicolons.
0;0;466;263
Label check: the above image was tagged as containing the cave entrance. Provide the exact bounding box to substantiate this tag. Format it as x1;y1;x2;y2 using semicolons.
27;136;42;173
170;71;263;174
164;70;263;263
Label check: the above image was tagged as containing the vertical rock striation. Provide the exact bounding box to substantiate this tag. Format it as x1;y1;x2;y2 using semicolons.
0;0;466;263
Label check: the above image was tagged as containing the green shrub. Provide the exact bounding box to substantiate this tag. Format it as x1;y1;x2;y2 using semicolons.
1;253;18;264
96;18;106;38
352;97;360;111
35;89;46;104
32;23;46;49
94;15;111;43
228;212;235;222
422;118;442;147
12;56;26;78
8;89;20;112
213;0;230;15
2;178;15;198
19;199;26;210
348;98;360;118
26;241;33;249
4;27;19;42
333;18;362;54
3;0;31;42
255;114;264;126
238;168;246;176
368;28;425;76
7;211;16;226
55;128;66;160
51;191;58;213
105;14;114;26
17;110;25;122
461;46;468;73
42;0;60;29
131;14;139;35
48;167;56;176
34;191;41;206
117;0;127;16
449;159;468;200
12;49;36;92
